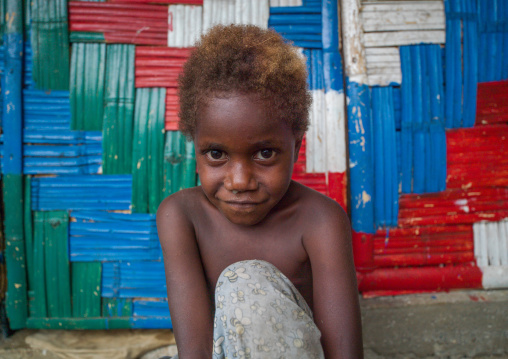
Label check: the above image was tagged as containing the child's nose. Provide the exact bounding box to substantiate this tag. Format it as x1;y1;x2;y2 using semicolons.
224;161;258;192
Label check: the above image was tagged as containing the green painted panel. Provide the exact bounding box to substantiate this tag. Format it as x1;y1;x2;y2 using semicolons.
44;211;71;318
30;0;70;90
24;176;34;292
3;174;28;329
70;43;106;131
163;132;197;198
132;88;166;213
69;32;105;43
72;262;101;318
26;317;131;330
102;44;135;174
32;211;47;318
102;298;133;318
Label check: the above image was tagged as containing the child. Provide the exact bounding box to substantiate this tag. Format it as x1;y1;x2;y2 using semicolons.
157;24;363;359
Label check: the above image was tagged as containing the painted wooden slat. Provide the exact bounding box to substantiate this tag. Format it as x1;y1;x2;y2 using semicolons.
68;1;168;46
341;0;368;84
72;262;102;318
44;211;71;318
30;0;70;90
365;47;401;86
3;0;28;329
203;0;269;33
363;30;445;47
32;212;47;318
70;43;106;131
163;131;197;197
346;81;374;233
132;88;166;214
23;129;102;175
135;47;191;89
31;175;132;211
24;176;34;294
102;44;135;174
476;81;508;126
70;211;161;262
167;5;202;48
270;0;302;6
102;298;133;317
23;90;71;130
374;224;474;267
361;2;445;13
473;219;508;289
361;10;445;32
102;261;167;298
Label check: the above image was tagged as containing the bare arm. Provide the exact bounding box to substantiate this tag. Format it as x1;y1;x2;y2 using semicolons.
303;199;363;359
157;192;213;359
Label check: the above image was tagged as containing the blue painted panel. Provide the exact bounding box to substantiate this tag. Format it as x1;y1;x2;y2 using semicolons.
2;33;23;175
371;86;398;227
323;51;343;92
70;211;161;262
31;175;132;211
133;300;170;317
270;6;321;15
130;317;172;329
322;0;339;51
23;89;71;130
347;80;374;233
102;261;167;298
400;44;446;194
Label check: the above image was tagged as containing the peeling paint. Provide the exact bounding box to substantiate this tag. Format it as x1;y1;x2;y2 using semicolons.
362;190;371;205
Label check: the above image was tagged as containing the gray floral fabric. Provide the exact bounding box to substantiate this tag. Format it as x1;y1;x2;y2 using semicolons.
170;260;324;359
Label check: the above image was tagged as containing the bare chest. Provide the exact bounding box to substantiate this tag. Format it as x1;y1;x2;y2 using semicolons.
195;220;314;308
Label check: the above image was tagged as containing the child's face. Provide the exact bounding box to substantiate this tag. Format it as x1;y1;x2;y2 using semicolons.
194;92;301;226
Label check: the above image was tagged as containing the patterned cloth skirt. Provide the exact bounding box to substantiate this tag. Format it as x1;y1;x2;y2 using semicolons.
167;259;324;359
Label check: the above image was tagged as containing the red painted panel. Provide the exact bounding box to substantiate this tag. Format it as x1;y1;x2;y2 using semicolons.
110;0;202;4
69;2;169;45
476;81;508;126
357;264;483;292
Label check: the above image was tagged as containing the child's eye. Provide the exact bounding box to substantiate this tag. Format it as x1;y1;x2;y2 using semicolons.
254;149;275;160
206;150;226;161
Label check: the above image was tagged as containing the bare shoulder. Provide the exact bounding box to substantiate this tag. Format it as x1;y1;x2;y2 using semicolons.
291;181;351;238
157;187;202;224
156;187;205;245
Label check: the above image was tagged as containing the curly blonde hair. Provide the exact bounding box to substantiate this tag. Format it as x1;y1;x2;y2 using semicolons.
178;24;311;138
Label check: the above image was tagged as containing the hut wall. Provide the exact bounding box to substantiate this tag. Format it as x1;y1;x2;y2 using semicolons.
343;0;508;294
0;0;506;329
0;0;347;329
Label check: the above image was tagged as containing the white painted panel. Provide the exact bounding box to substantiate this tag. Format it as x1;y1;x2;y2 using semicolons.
361;7;445;32
203;0;269;31
361;2;445;13
307;90;327;173
487;220;500;266
270;0;302;6
341;0;368;83
501;220;508;265
325;91;347;173
365;47;401;86
168;5;203;47
203;0;235;33
482;266;508;289
363;30;445;47
474;219;508;288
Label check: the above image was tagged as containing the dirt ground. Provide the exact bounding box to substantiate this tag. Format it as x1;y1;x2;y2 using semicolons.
0;290;507;359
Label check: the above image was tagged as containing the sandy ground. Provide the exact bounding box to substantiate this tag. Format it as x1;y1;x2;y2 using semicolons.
0;290;507;359
0;329;177;359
